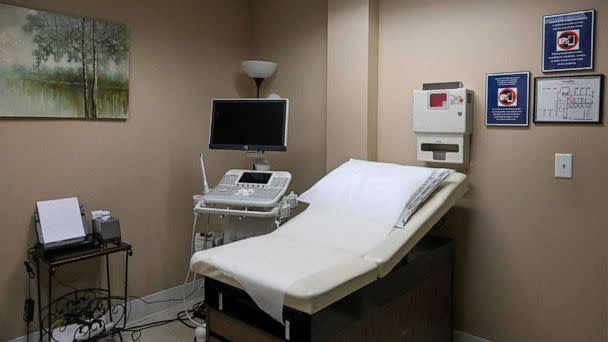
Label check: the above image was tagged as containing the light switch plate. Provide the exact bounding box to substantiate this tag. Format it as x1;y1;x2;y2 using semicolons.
554;153;573;179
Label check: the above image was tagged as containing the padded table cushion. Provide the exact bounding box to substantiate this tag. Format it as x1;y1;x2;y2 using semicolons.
196;258;377;315
365;172;468;277
193;172;468;315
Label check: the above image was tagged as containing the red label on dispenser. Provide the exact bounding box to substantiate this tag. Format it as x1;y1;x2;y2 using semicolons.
429;93;447;108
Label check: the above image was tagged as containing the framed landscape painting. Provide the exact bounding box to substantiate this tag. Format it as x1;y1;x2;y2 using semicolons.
0;4;129;119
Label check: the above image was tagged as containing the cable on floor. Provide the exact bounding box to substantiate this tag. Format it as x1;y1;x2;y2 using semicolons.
118;299;205;341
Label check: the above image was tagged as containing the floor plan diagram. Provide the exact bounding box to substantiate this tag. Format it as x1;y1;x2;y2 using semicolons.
535;76;602;122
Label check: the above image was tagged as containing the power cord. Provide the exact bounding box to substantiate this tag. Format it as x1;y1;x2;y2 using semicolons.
23;260;35;342
182;213;206;328
117;298;205;341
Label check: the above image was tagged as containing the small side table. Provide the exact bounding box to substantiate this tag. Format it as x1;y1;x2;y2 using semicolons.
30;242;133;341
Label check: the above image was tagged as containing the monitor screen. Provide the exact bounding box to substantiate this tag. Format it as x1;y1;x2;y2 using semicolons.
238;172;272;184
209;99;288;151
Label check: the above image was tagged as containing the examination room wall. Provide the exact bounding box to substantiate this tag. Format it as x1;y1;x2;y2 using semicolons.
377;0;607;341
250;0;329;193
0;0;251;339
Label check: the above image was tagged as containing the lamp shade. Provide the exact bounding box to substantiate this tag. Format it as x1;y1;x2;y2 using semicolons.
241;60;278;79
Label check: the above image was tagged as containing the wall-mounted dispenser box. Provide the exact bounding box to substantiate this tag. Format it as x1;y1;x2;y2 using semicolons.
413;85;473;164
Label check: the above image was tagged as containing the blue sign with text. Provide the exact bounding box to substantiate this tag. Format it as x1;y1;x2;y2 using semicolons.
542;10;595;72
486;72;530;126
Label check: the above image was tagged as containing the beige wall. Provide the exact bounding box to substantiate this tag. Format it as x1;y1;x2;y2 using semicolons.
250;0;328;193
367;0;379;162
0;0;251;339
326;0;378;171
2;0;607;340
378;0;607;340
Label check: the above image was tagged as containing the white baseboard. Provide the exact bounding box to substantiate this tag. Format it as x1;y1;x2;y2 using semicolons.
454;330;493;342
7;278;204;342
119;278;204;324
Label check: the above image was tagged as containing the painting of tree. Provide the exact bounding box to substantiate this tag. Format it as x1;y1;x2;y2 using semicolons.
0;4;129;119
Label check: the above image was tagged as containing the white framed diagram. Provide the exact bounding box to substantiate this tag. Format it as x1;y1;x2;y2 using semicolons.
534;74;603;123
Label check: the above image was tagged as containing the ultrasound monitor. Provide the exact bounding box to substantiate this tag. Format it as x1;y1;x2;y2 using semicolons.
209;99;289;152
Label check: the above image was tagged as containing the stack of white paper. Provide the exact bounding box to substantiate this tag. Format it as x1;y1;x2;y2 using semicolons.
36;197;86;244
396;168;453;227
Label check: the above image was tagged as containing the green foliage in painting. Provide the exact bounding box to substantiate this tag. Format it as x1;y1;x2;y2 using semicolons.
0;4;129;119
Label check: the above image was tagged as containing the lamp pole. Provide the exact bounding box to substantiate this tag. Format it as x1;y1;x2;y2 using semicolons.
254;78;264;98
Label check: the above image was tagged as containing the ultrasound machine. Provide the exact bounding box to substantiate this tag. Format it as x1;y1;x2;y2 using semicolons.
193;98;297;244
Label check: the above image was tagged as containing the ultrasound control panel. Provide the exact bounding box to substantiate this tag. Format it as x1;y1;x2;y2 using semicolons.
202;169;292;208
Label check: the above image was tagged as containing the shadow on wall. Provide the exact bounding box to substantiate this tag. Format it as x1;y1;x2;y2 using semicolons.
258;71;277;98
431;190;476;331
233;72;257;98
427;161;470;174
0;216;38;333
3;245;102;334
431;183;527;340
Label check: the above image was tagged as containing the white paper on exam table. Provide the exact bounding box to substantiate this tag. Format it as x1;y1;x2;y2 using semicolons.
273;204;394;256
191;203;391;323
194;233;356;323
36;197;85;244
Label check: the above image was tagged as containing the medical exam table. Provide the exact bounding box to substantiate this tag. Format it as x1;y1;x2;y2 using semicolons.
192;172;468;342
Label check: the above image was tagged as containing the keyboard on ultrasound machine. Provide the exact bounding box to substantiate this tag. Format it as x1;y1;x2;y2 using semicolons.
202;169;292;208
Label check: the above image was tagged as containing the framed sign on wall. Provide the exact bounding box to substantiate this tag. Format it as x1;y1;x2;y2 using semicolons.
542;9;595;72
534;74;603;123
485;71;530;127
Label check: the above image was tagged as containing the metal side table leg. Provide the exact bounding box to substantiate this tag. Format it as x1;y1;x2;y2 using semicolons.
48;267;53;342
106;254;114;324
123;249;131;330
36;261;43;342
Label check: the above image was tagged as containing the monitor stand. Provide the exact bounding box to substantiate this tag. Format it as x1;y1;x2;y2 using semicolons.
246;151;270;171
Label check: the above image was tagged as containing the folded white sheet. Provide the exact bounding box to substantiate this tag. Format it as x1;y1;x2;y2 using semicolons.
298;159;452;228
396;168;452;227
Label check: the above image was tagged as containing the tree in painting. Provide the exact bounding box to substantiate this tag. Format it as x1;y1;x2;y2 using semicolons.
90;21;128;116
0;4;129;119
23;13;128;118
